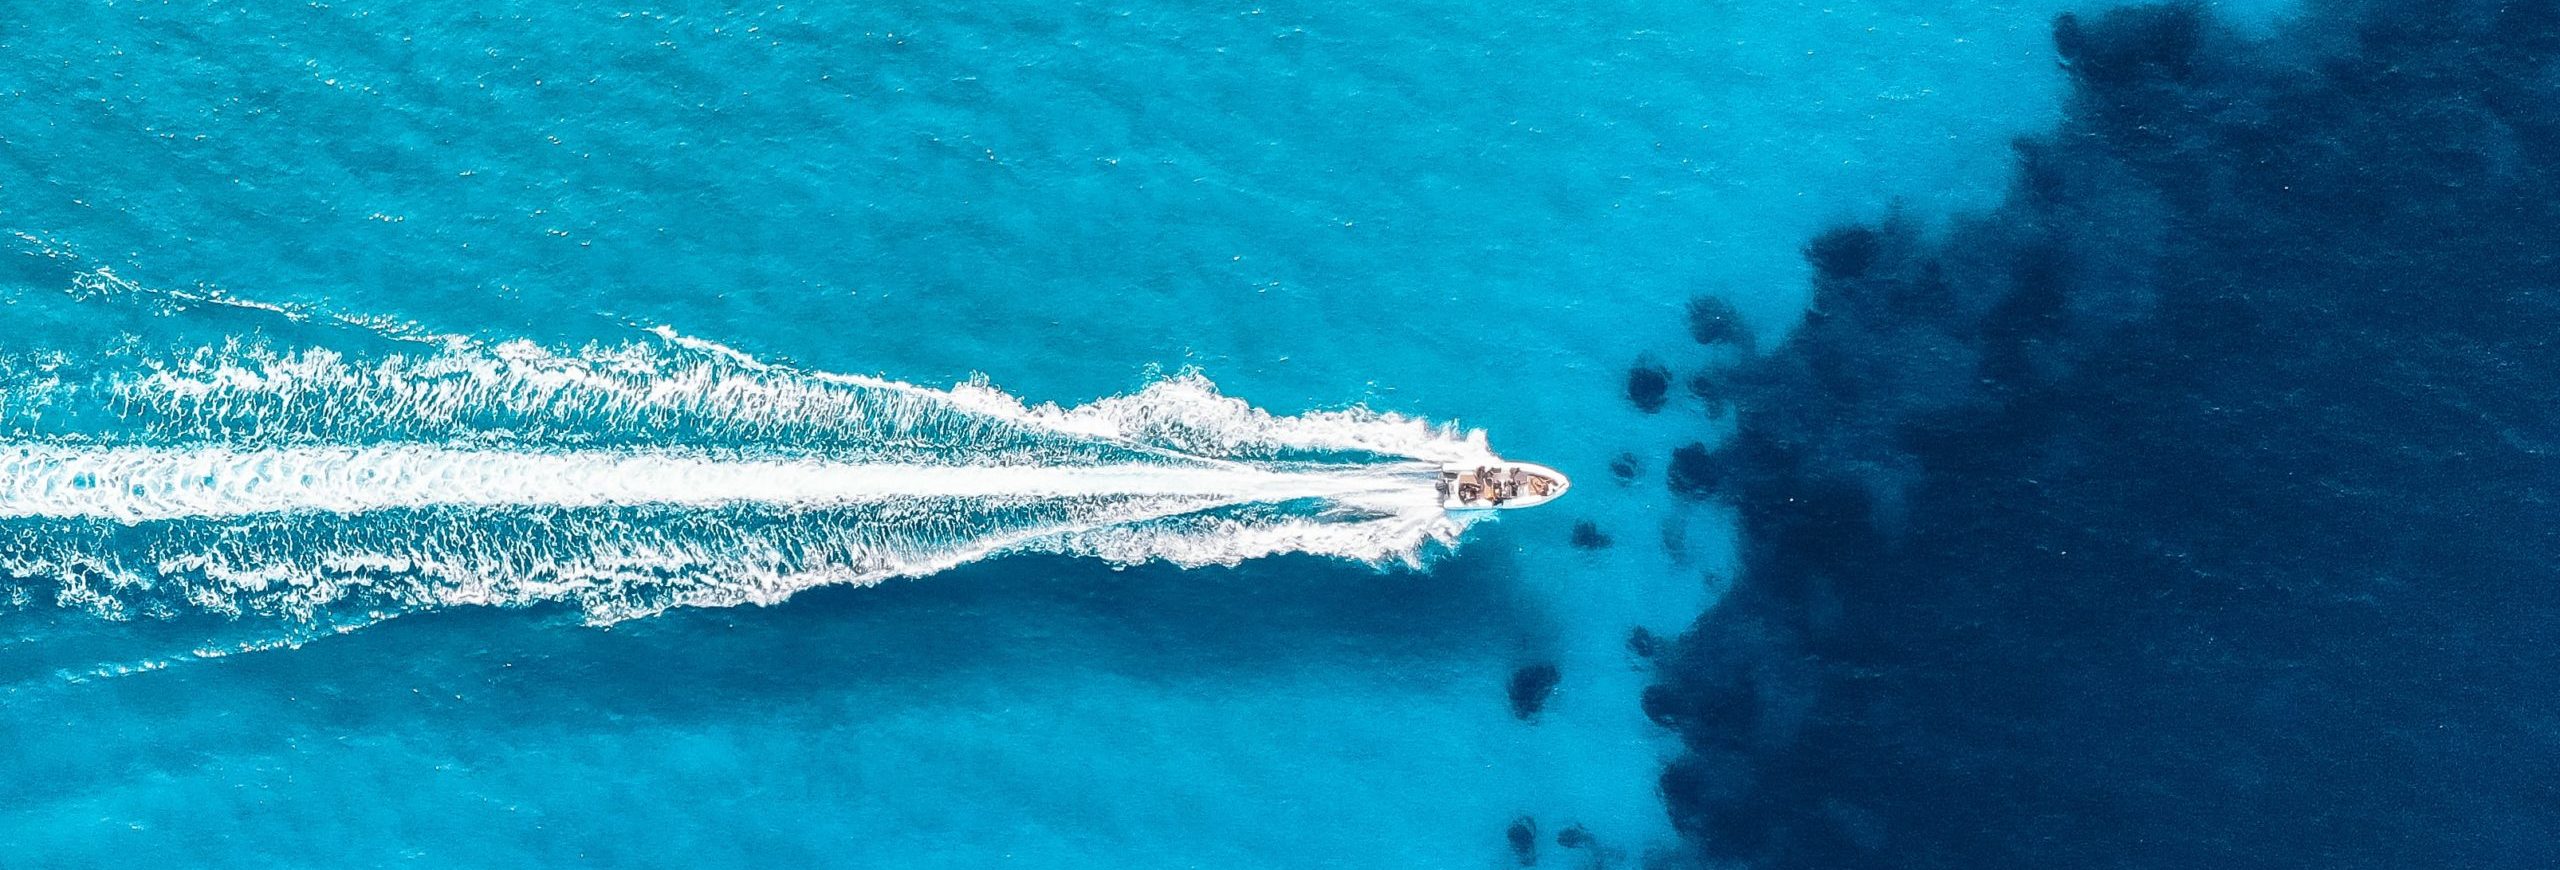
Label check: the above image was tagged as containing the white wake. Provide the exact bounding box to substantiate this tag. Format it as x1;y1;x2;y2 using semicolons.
0;319;1505;626
0;446;1431;523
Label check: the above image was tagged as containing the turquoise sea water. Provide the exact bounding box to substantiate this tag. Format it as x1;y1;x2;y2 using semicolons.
2;1;2289;865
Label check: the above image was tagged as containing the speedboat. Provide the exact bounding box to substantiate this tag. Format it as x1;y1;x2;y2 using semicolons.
1438;462;1569;510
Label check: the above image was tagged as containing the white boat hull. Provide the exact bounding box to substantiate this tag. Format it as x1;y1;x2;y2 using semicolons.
1438;462;1569;510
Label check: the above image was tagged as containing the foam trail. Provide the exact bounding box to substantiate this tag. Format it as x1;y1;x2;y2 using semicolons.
0;446;1431;523
0;481;1471;626
0;265;1506;635
0;330;1499;630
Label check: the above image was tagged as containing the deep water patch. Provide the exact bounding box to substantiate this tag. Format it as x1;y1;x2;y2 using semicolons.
1648;2;2560;868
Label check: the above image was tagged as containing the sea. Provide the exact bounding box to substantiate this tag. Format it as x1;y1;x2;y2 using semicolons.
1;1;2300;867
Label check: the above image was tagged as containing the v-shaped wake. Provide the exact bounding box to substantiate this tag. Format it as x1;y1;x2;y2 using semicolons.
0;291;1504;628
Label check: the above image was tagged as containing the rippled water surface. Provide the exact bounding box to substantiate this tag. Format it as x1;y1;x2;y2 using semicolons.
0;0;2295;865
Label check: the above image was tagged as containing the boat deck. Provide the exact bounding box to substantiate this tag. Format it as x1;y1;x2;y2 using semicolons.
1438;464;1564;509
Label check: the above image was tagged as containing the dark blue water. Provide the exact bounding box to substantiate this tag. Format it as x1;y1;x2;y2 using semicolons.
1645;2;2560;867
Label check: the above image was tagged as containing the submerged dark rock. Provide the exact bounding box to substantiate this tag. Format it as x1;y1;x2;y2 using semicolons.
1665;442;1716;500
1608;452;1641;485
1638;683;1680;730
1506;663;1561;721
1802;225;1880;281
1626;626;1660;660
1568;520;1613;550
1686;295;1751;348
1625;356;1672;413
1657;514;1689;563
1506;816;1538;866
1555;824;1594;850
1685;370;1719;402
1649;3;2560;868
